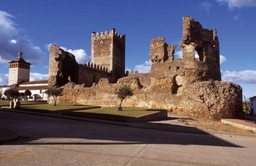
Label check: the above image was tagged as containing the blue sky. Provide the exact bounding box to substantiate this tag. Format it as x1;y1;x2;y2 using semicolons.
1;0;256;99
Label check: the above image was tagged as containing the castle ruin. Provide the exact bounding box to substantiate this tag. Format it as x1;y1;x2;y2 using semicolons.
49;28;125;87
48;16;243;120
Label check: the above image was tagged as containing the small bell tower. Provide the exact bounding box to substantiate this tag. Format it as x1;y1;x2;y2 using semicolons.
8;47;31;85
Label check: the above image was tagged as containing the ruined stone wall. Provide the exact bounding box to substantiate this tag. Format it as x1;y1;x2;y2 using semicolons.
150;37;168;63
49;29;126;88
59;79;242;121
180;16;221;81
78;63;112;87
49;45;114;87
177;81;243;120
148;16;222;94
49;45;79;87
127;71;151;87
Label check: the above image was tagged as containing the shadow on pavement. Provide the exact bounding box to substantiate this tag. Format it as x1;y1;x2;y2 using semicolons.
0;110;242;148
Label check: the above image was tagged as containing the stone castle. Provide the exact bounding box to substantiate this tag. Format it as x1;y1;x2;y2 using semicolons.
49;28;125;87
48;16;243;120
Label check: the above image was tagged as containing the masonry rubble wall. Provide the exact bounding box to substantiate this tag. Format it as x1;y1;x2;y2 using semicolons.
59;79;242;121
127;71;151;87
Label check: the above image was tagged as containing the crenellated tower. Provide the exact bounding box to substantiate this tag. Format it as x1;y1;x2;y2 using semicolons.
91;28;125;81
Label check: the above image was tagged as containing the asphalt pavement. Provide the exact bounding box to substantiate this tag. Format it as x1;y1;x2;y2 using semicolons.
1;109;256;166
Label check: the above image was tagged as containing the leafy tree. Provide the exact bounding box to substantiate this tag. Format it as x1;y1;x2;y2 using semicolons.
44;86;63;106
116;85;133;111
24;89;32;97
4;88;20;100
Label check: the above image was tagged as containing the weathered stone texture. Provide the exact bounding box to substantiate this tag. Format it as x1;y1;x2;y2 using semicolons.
150;37;176;63
173;81;243;120
180;16;221;81
127;71;151;87
78;63;112;87
91;28;126;80
49;29;126;87
59;80;242;121
50;16;243;121
48;45;79;87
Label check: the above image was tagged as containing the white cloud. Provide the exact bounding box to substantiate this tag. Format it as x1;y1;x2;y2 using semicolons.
222;70;256;83
133;60;151;73
220;55;226;64
0;73;8;85
10;39;17;44
59;46;90;64
0;10;45;65
200;1;212;13
217;0;256;8
67;49;90;64
30;73;48;81
175;50;183;59
0;11;17;36
0;56;9;64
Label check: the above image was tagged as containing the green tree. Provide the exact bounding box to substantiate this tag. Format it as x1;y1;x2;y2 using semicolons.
24;89;32;98
44;86;63;106
4;88;20;108
116;85;133;111
4;88;20;100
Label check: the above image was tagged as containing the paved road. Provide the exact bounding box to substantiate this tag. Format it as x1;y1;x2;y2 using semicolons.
0;110;256;166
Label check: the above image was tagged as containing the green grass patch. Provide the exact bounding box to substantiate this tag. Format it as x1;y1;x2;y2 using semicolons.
20;103;92;111
0;100;9;106
73;107;160;118
1;100;166;121
0;100;47;107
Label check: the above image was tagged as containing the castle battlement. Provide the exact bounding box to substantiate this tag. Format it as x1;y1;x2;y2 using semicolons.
91;28;125;39
83;62;109;73
126;70;139;75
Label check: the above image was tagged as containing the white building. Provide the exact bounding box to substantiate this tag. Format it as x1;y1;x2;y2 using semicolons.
17;80;48;100
1;50;48;101
249;96;256;116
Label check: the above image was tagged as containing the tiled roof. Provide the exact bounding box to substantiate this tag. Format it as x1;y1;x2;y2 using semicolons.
9;58;31;65
17;80;48;90
17;85;48;90
0;84;16;88
19;80;48;85
250;96;256;101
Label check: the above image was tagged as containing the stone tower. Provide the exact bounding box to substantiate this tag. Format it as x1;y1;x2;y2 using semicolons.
91;28;125;80
8;51;31;85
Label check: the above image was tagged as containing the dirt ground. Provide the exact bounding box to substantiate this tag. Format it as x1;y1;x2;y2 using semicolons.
164;116;256;135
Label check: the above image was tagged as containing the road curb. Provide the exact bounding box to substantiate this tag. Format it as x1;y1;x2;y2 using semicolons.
221;119;256;133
